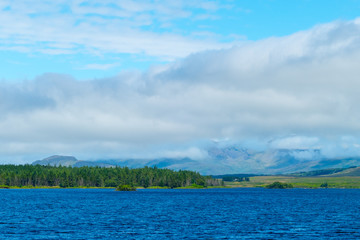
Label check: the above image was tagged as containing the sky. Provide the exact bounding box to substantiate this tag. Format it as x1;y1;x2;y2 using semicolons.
1;0;360;163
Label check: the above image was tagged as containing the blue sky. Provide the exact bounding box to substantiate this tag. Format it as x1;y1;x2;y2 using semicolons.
1;0;360;165
1;0;360;80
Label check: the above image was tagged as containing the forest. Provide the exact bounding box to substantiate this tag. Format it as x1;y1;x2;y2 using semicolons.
0;164;223;188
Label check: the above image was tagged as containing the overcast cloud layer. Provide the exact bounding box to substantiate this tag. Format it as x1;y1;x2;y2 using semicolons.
2;18;360;163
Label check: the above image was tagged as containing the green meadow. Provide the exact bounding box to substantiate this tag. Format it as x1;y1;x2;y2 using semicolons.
225;176;360;189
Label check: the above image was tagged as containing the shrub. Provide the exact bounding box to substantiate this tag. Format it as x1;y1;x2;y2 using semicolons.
265;181;293;189
190;183;206;188
320;182;328;188
116;185;136;191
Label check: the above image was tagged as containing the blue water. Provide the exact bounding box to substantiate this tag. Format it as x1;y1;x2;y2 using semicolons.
1;188;360;239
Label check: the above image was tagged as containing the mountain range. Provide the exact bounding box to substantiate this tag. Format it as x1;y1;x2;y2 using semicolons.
31;146;360;175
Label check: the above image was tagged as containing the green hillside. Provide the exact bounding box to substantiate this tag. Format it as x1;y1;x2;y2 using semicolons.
224;166;360;189
287;166;357;177
326;167;360;177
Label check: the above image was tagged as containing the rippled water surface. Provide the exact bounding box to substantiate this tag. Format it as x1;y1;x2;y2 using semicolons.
1;188;360;239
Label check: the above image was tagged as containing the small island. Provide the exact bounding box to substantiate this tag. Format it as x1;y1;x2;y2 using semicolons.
265;181;293;189
116;185;136;191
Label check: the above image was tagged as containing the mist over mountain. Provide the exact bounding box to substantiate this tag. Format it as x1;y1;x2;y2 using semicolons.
32;146;360;175
32;155;78;167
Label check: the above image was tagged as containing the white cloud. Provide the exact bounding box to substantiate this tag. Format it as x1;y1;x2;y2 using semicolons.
0;0;232;60
1;18;360;162
268;136;320;150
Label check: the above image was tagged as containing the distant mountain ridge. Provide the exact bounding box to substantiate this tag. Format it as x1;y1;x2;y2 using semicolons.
32;155;115;168
31;155;196;170
31;146;360;175
32;155;78;167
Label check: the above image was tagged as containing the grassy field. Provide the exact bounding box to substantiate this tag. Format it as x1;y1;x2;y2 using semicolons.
225;176;360;188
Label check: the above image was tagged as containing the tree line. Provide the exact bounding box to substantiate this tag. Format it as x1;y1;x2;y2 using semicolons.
0;164;223;188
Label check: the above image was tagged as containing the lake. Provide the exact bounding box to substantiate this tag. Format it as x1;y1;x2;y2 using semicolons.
1;188;360;239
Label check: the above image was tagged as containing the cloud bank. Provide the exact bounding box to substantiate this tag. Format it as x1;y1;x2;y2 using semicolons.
1;18;360;163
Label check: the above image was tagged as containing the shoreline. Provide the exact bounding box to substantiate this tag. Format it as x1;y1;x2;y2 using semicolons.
2;185;360;190
0;185;229;190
